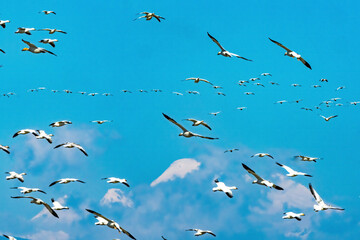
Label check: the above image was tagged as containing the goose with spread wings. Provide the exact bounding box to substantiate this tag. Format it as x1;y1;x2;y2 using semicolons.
184;118;212;130
309;183;344;212
212;179;238;198
269;38;311;69
21;39;56;56
86;209;136;239
242;163;283;190
184;77;213;85
11;196;59;218
5;171;26;182
49;178;85;187
207;32;252;61
102;177;130;187
0;145;10;154
276;162;312;177
11;186;46;194
186;229;216;237
163;113;218;139
39;28;67;34
54;142;88;156
134;12;165;22
3;234;17;240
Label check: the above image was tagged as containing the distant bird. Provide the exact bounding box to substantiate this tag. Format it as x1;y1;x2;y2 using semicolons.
15;27;35;35
244;92;255;95
212;179;237;198
186;229;216;237
320;115;338;121
0;20;10;28
86;209;136;239
184;77;213;85
138;90;148;93
237;107;247;110
88;93;98;96
187;91;200;95
283;212;305;221
172;92;183;96
184;118;212;130
63;89;72;93
209;111;221;116
254;83;265;87
261;73;272;76
28;89;38;92
0;49;5;54
224;148;239;153
301;107;313;111
163;113;218;140
102;177;130;187
249;78;260;81
275;100;287;104
37;87;46;91
3;234;17;240
291;83;301;87
251;153;274;159
242;163;283;190
269;38;311;69
49;120;72;127
21;39;56;56
295;155;321;162
309;183;344;212
312;85;321;88
54;142;88;156
350;101;360;105
91;120;112;124
102;93;113;96
239;80;249;84
134;12;165;22
216;92;226;96
11;196;58;218
151;89;162;93
122;90;132;93
79;91;87;95
39;39;58;47
293;99;303;103
336;86;345;91
34;130;53;144
52;90;60;93
51;198;69;210
207;32;252;61
49;178;85;187
0;145;10;154
40;10;56;15
11;186;46;194
320;78;328;82
276;162;312;177
213;86;222;89
13;129;38;138
330;98;341;101
5;171;26;182
269;81;280;85
39;28;67;34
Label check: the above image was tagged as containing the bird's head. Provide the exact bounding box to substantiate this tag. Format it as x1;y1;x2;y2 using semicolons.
21;173;27;176
179;132;183;136
217;52;221;55
300;213;305;216
252;180;257;184
22;48;29;51
49;134;54;137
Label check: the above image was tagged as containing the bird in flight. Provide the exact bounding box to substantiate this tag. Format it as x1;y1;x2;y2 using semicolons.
21;39;56;56
49;178;85;187
295;155;321;162
15;27;35;35
54;142;88;156
40;10;56;15
183;118;212;130
0;20;10;28
39;39;58;48
184;77;213;85
320;115;338;121
276;162;312;177
282;212;305;221
212;179;238;198
102;177;130;187
134;12;165;22
11;186;46;194
242;163;283;190
251;153;274;159
309;183;344;212
39;28;67;34
11;196;59;218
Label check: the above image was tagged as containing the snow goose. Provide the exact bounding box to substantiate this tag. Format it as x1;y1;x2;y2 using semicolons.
91;120;112;124
102;177;130;187
320;78;328;82
13;129;38;138
249;78;260;81
224;148;239;153
320;115;338;121
11;196;59;218
251;153;274;159
283;212;305;221
269;81;280;85
63;89;72;93
15;27;35;35
49;120;72;127
301;107;313;111
35;130;53;143
11;187;46;194
163;113;218;140
21;39;56;56
172;92;183;96
0;20;10;28
276;162;312;177
336;86;345;91
184;118;212;130
3;235;17;240
151;89;162;92
242;163;283;190
0;145;10;154
207;32;251;60
350;101;360;105
49;178;85;187
39;39;58;47
40;10;56;15
269;38;311;69
295;155;321;162
122;90;132;93
5;171;26;182
216;92;226;96
312;85;321;88
209;111;221;116
184;77;213;85
244;92;255;95
261;73;272;76
39;28;67;34
51;198;69;210
237;107;247;111
291;83;301;87
54;142;88;156
134;12;165;22
88;92;98;96
186;229;216;237
102;93;113;96
275;100;287;104
86;209;136;239
254;83;265;87
213;86;222;89
309;183;344;212
212;179;238;198
187;90;200;95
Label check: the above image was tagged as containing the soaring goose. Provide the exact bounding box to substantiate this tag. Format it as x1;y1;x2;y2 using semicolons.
39;28;67;34
282;212;305;221
301;107;313;111
295;155;321;162
86;209;136;239
320;78;328;82
269;38;311;69
213;86;222;89
49;178;85;187
13;129;38;138
134;12;165;22
39;39;58;47
11;187;46;194
237;107;247;111
276;162;312;177
269;81;280;85
312;85;321;88
49;120;72;127
0;20;10;28
63;89;72;93
102;177;130;187
91;120;112;124
5;171;26;182
212;179;238;198
336;86;345;91
51;198;69;210
224;148;239;153
40;10;56;15
249;78;260;81
244;92;255;95
251;153;274;159
184;77;213;85
309;183;344;212
88;92;99;96
172;92;183;96
291;83;301;87
35;130;53;143
320;115;338;121
186;229;216;237
54;142;88;156
11;196;59;218
207;32;252;61
216;92;226;96
209;111;221;116
15;27;35;35
184;118;212;130
0;145;10;154
254;83;265;87
21;39;56;56
187;90;200;95
242;163;283;190
163;113;218;140
261;73;272;76
275;100;287;104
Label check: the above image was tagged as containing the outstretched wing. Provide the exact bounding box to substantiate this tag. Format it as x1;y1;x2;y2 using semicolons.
299;57;312;69
49;180;60;187
309;183;323;204
268;38;292;52
42;202;59;218
163;113;188;132
119;226;137;240
22;39;37;48
207;32;225;51
86;209;113;223
242;163;263;181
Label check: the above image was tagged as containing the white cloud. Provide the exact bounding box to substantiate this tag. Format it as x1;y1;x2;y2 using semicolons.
150;158;201;187
24;230;69;240
100;188;134;208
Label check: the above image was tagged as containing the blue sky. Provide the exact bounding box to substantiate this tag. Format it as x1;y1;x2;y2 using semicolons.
0;0;359;239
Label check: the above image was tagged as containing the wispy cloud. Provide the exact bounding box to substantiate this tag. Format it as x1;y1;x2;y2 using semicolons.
23;230;69;240
100;188;134;208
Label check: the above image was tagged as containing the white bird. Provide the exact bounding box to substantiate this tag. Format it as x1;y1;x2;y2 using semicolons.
91;120;112;124
49;120;72;127
134;12;165;22
320;115;338;121
5;171;26;182
237;107;247;110
102;93;113;96
187;90;200;95
21;39;56;56
63;89;72;93
34;130;53;143
249;78;260;81
40;10;56;15
11;186;46;194
275;100;287;104
122;90;132;93
269;38;311;69
291;83;301;87
39;39;58;47
251;153;274;159
224;148;239;153
261;73;272;76
336;86;345;91
254;83;265;87
0;20;10;28
88;92;98;96
212;179;238;198
213;86;222;89
312;85;321;88
49;178;85;187
39;28;67;34
269;81;280;85
276;162;312;177
209;111;221;116
244;92;255;95
184;118;212;130
15;27;35;35
102;177;130;187
11;196;59;218
207;32;252;61
172;92;183;96
242;163;283;190
350;101;360;105
86;209;136;239
309;183;344;212
330;98;341;101
51;198;69;210
282;212;305;221
3;234;17;240
217;92;226;96
186;229;216;237
295;155;321;162
320;78;328;82
163;113;218;140
0;145;10;154
54;142;88;156
12;129;38;138
184;77;213;85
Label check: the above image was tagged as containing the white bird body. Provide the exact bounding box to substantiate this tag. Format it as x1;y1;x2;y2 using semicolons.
5;171;26;182
261;73;272;76
54;142;88;156
41;10;56;15
13;129;38;138
186;229;216;237
35;130;53;143
295;155;321;162
172;92;183;96
283;212;305;221
102;177;130;187
0;20;10;28
320;115;338;121
251;153;274;159
39;39;58;47
11;186;46;194
212;179;237;198
49;120;72;127
242;164;283;190
49;178;85;187
51;198;69;210
276;162;311;177
134;12;165;22
91;120;112;124
15;27;35;35
184;118;212;130
11;196;58;218
309;184;344;212
185;77;213;85
39;28;66;34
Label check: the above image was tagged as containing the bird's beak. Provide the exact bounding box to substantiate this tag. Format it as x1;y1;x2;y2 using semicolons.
22;48;28;51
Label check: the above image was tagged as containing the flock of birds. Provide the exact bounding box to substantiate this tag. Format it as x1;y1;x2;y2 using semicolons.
0;6;351;240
